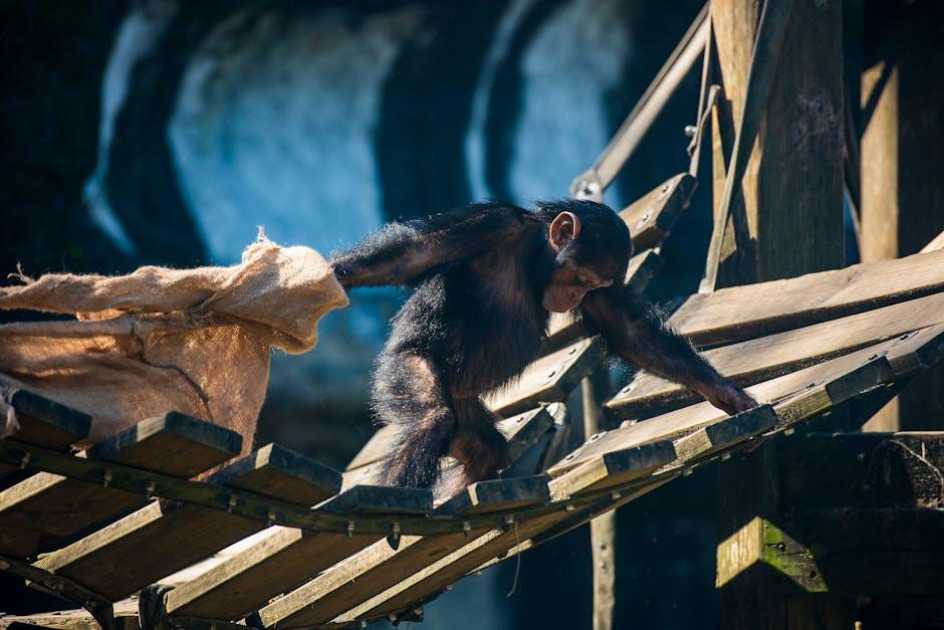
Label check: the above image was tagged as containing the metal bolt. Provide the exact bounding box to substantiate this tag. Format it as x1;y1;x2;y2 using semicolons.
682;467;694;477
0;560;9;570
445;584;454;591
19;453;30;469
856;452;866;462
267;509;277;525
784;427;796;436
776;542;787;552
227;495;238;513
684;125;697;138
721;452;732;462
347;521;356;538
565;504;576;512
102;469;113;488
146;481;157;498
463;521;472;539
610;491;622;500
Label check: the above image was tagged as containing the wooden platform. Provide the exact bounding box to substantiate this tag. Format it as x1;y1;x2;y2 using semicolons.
3;204;944;628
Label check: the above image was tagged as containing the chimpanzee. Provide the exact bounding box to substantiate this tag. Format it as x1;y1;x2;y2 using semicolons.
331;200;756;490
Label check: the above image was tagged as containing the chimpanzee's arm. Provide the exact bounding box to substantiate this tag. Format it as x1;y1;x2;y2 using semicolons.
581;285;757;415
331;203;534;288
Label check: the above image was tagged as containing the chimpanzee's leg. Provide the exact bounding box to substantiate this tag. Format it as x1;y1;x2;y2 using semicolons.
374;351;457;489
450;397;510;485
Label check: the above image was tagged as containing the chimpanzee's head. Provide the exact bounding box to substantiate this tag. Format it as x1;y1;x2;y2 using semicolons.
536;200;632;313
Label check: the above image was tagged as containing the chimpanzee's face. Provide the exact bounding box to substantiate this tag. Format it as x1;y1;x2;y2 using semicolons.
542;258;613;312
542;211;618;313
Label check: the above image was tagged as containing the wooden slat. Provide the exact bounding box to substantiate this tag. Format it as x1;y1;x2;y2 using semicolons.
486;336;605;417
467;330;944;585
0;412;241;557
558;325;944;477
0;391;91;486
256;476;550;628
33;444;340;601
159;486;432;621
321;448;676;626
619;173;695;250
605;292;944;419
678;249;944;347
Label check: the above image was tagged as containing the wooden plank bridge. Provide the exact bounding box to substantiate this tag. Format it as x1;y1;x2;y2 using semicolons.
3;178;944;628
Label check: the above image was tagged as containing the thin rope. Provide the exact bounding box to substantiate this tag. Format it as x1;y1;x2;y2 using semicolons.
506;521;521;597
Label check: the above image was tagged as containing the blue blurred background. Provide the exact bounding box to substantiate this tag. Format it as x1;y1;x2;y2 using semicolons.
2;1;723;627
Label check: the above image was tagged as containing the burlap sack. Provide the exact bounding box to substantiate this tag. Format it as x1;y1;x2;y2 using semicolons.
0;234;348;452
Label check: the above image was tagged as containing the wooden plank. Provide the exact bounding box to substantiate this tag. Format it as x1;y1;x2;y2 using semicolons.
619;173;695;251
356;330;944;623
486;336;605;417
326;450;678;626
677;249;944;348
558;326;944;477
33;444;341;601
256;476;550;628
159;486;433;621
605;292;944;419
0;391;91;486
0;412;241;557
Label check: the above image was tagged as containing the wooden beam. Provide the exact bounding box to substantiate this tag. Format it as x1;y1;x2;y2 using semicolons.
619;173;696;251
33;444;341;601
560;325;944;477
605;292;944;420
0;412;241;557
0;391;91;487
718;432;944;595
673;249;944;348
255;476;551;628
157;485;432;621
859;1;944;432
485;336;605;418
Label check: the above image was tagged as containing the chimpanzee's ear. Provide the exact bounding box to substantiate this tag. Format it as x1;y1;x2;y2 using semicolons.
549;211;582;251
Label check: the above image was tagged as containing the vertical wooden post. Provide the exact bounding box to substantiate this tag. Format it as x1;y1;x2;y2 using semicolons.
858;1;944;432
581;374;615;630
710;0;845;286
710;0;845;628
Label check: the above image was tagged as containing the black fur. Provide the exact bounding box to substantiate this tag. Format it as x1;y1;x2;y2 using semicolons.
332;200;754;489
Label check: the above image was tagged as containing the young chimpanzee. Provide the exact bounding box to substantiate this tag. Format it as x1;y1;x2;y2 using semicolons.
331;201;756;490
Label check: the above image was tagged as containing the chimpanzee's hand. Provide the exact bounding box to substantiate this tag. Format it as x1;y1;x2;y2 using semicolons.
705;382;758;416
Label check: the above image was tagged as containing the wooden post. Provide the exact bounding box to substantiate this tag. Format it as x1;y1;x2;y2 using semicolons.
858;0;944;432
581;374;615;630
710;0;845;628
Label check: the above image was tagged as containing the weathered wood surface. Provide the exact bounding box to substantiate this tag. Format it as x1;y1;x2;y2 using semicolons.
558;326;944;477
255;476;551;627
343;404;563;489
485;337;605;418
606;292;944;419
682;249;944;348
620;173;695;250
324;449;678;626
33;444;341;601
0;412;241;557
717;432;944;595
157;485;431;621
0;391;91;486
